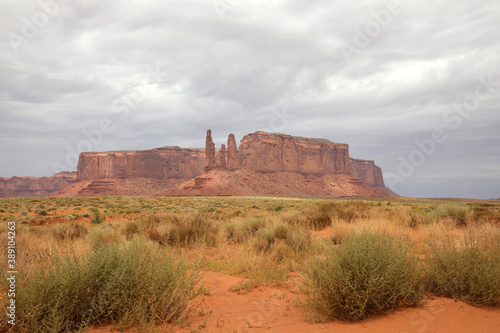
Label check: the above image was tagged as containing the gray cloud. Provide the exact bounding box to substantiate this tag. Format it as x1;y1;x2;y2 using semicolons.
0;0;499;199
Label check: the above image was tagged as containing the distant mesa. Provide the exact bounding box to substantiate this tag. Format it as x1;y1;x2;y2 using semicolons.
0;130;397;198
0;172;77;198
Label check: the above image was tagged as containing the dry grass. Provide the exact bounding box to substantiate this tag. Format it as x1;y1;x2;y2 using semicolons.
0;196;499;329
426;236;500;306
1;239;201;332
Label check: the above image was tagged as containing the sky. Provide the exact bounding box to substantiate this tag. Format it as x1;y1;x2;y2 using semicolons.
0;0;499;199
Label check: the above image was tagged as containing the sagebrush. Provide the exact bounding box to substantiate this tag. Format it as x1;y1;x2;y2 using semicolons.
307;230;424;321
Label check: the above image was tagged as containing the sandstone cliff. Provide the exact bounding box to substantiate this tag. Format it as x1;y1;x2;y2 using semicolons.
170;130;395;197
77;147;205;180
237;132;351;174
0;172;77;198
350;158;385;188
2;130;396;198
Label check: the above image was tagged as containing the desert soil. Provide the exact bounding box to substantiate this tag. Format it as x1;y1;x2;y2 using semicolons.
86;270;500;333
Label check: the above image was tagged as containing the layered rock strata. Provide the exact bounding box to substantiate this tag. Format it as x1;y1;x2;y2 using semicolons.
0;172;77;198
1;130;395;198
77;146;205;180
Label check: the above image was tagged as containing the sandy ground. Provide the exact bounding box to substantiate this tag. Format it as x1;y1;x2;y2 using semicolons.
4;201;499;332
86;271;500;333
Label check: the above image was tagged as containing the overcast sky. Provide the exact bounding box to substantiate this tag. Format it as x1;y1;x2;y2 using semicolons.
1;0;499;199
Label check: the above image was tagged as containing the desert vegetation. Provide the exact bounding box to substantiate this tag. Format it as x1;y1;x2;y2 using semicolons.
0;196;499;331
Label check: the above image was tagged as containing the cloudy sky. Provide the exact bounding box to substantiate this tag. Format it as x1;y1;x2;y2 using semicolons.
1;0;499;199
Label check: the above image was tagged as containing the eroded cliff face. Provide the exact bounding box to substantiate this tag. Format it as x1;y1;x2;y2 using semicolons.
1;130;395;198
237;132;351;174
77;147;205;180
0;172;77;198
200;130;389;191
350;158;385;187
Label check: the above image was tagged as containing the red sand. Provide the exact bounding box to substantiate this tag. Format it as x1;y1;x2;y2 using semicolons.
87;271;500;333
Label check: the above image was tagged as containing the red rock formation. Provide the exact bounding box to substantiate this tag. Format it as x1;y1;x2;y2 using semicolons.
205;130;217;172
77;146;205;180
175;168;394;197
0;172;77;198
53;178;188;197
1;130;396;198
219;144;227;167
350;158;384;187
237;132;351;174
227;134;238;170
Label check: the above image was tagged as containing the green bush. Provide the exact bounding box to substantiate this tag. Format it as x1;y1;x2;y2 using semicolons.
426;237;500;306
4;239;201;332
90;208;104;224
430;203;470;226
37;209;48;216
307;230;423;321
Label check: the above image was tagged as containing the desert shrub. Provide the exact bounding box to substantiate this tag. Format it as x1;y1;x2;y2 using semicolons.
169;214;218;247
146;224;174;246
230;244;290;289
468;223;500;250
224;218;266;243
90;208;104;224
251;238;270;254
243;217;266;234
136;214;171;231
307;230;423;321
298;206;331;230
426;237;500;306
0;228;58;282
291;201;370;230
409;210;428;228
88;226;120;251
37;209;48;216
141;213;219;247
325;201;371;222
3;214;18;222
469;203;500;223
285;227;312;253
122;220;140;240
255;227;275;245
429;203;471;226
3;239;201;333
252;224;311;257
272;223;289;240
270;239;294;262
50;224;88;241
